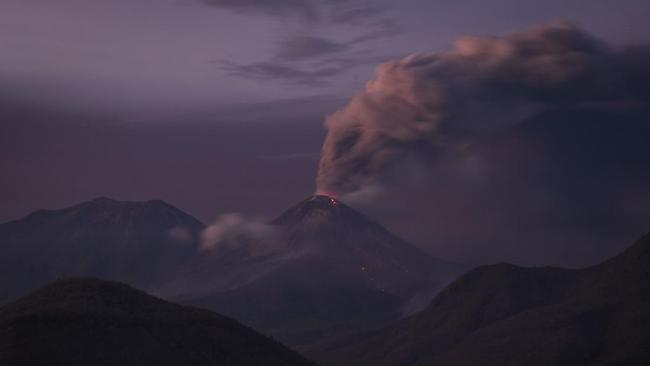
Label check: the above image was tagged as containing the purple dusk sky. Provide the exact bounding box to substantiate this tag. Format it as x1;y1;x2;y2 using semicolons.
2;0;650;267
2;0;649;111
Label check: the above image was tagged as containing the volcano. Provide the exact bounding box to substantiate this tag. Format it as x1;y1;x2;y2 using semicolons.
0;195;460;347
0;197;204;303
272;195;452;297
174;195;461;346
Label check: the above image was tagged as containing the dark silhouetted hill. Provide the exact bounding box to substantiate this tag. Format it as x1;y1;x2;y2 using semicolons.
0;278;316;366
311;233;650;366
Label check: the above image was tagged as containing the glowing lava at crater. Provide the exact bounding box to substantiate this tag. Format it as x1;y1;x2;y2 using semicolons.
313;194;339;207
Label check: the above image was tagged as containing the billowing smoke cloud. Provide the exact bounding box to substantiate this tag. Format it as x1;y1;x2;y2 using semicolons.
318;22;648;195
317;23;650;266
201;213;286;257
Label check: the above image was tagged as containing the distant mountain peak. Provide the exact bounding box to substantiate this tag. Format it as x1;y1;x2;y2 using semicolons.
91;196;117;203
0;197;205;303
85;197;172;208
62;197;197;224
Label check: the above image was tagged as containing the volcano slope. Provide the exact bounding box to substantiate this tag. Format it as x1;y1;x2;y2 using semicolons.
174;195;461;346
310;233;650;366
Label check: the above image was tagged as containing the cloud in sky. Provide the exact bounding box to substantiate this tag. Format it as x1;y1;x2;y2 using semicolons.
219;60;344;86
218;51;395;86
316;22;650;265
203;0;389;25
210;0;402;86
329;5;382;25
275;35;348;61
203;0;319;19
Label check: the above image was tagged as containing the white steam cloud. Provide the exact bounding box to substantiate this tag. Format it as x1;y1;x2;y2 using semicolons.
200;213;286;257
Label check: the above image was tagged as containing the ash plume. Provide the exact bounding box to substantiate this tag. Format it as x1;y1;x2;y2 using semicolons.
316;22;650;265
317;22;650;196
